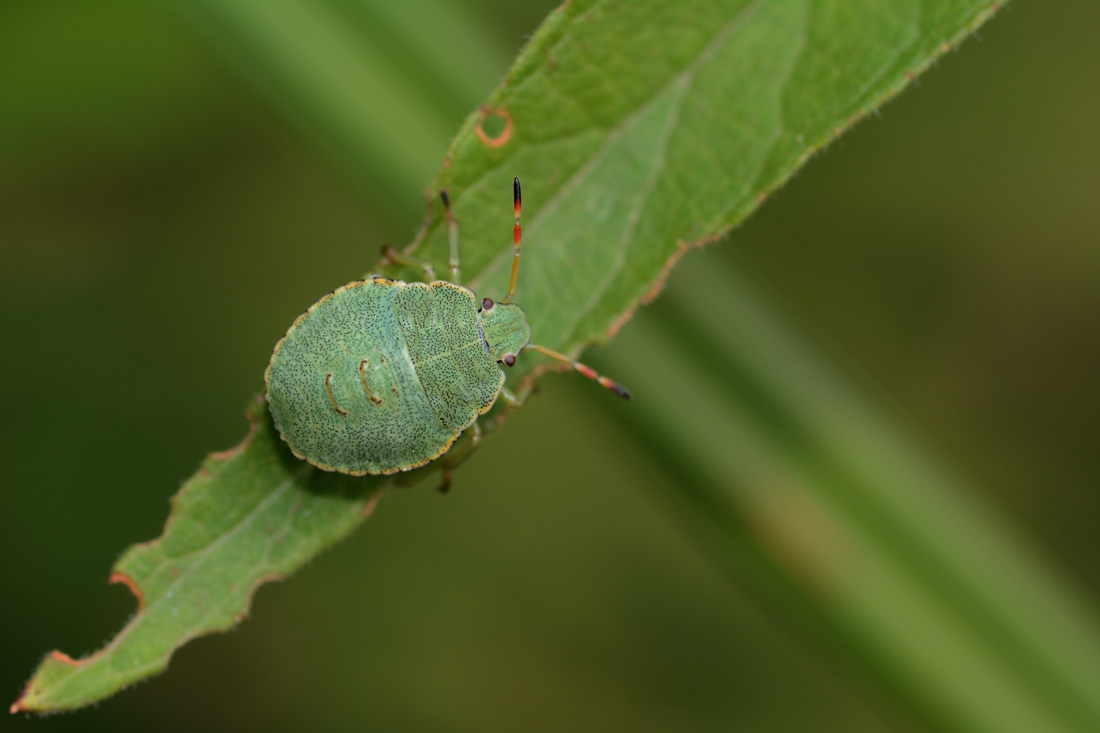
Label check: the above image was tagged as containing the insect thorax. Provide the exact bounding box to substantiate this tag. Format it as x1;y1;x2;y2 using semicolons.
478;302;531;361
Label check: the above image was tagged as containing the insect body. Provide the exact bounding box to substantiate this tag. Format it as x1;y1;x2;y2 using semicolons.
265;178;628;476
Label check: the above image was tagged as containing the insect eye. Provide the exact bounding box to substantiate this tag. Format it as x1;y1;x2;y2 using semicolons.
482;298;494;312
502;354;516;367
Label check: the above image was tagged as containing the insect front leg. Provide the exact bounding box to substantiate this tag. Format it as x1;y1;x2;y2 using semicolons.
499;386;520;406
497;384;536;411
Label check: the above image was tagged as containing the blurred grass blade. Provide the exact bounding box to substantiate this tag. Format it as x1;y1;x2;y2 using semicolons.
599;255;1100;733
343;0;515;115
177;0;459;214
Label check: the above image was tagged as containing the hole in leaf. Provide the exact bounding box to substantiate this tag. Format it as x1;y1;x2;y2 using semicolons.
476;108;513;147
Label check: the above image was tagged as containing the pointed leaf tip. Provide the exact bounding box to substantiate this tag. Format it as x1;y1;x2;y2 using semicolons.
15;399;389;713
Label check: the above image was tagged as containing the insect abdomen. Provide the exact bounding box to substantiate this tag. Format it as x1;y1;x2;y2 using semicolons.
266;279;456;474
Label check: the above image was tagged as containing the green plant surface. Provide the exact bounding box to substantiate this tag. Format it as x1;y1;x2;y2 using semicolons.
17;0;1091;726
600;255;1100;732
416;0;1008;384
13;400;386;713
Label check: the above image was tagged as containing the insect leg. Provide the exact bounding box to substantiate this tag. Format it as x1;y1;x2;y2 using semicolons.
380;245;436;283
502;177;522;303
438;420;482;493
524;344;631;399
492;385;530;421
441;190;461;285
499;386;520;406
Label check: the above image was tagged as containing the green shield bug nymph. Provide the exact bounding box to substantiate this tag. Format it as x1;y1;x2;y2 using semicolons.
264;178;629;480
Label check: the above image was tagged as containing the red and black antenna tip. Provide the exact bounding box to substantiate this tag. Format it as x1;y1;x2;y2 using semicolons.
513;178;522;246
504;177;523;302
602;379;632;400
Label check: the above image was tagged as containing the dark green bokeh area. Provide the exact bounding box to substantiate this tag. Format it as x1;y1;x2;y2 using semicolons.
3;1;1098;731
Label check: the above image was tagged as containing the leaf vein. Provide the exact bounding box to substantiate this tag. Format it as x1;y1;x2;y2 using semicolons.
467;0;769;303
60;464;312;689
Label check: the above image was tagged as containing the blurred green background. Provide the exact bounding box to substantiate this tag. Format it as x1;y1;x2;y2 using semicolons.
3;1;1098;731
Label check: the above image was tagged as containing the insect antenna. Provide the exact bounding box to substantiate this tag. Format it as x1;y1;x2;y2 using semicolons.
524;344;631;399
502;177;522;303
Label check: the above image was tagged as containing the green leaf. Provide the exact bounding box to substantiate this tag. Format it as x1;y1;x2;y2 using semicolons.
413;0;1003;384
13;399;387;714
13;0;1006;714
